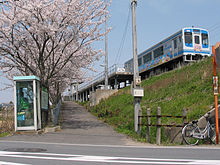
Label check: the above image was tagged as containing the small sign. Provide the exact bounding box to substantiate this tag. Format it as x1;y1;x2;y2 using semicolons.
136;76;141;85
17;112;25;121
213;76;219;95
117;68;125;72
216;46;220;67
133;88;144;97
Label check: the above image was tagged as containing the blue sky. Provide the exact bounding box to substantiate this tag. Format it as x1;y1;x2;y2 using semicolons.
103;0;220;67
1;0;220;103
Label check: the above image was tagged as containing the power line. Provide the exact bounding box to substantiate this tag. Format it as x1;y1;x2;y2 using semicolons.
114;6;131;65
208;21;220;31
207;21;220;38
209;24;220;33
209;23;220;41
210;31;220;42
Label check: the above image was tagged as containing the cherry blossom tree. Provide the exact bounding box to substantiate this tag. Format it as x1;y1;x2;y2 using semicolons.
0;0;110;103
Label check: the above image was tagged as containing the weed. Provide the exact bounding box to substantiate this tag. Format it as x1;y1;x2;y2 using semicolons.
86;57;216;144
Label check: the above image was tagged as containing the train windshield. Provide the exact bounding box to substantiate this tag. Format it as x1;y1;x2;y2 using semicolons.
184;32;192;45
202;33;209;46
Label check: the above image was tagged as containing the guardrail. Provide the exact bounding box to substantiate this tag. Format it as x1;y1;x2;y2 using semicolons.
53;100;62;126
138;107;187;145
78;64;126;91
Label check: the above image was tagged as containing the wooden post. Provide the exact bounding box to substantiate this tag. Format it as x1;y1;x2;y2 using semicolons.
146;108;151;143
182;108;187;126
156;107;161;145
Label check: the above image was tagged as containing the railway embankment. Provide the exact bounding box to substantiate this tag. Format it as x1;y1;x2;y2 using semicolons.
83;57;219;144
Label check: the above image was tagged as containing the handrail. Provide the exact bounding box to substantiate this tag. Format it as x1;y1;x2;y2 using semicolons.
53;100;62;126
78;64;125;91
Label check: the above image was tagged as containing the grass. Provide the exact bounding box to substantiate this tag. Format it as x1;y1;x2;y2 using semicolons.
0;132;9;138
82;57;218;144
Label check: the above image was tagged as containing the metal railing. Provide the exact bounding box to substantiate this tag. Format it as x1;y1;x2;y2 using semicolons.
78;64;126;92
53;100;62;126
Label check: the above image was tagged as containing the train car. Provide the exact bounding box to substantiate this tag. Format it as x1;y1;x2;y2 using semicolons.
124;27;210;78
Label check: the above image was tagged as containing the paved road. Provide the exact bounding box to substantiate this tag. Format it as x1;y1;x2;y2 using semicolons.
0;101;137;145
0;101;220;164
0;141;220;164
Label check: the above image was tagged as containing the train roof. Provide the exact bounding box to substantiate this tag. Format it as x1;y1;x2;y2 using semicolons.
182;27;208;31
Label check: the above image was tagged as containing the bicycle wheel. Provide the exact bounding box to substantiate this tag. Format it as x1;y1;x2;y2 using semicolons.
209;124;216;144
182;123;199;145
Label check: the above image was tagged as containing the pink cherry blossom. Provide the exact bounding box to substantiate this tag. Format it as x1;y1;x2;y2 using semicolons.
0;0;111;104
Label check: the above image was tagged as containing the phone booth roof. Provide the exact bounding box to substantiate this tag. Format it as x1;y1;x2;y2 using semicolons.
13;75;40;81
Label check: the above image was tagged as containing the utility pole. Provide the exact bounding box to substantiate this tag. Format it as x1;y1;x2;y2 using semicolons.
212;45;220;144
131;0;138;88
131;0;143;133
104;0;109;90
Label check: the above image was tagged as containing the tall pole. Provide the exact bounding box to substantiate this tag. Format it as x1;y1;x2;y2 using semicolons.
131;0;138;89
104;0;109;90
212;46;219;144
131;0;142;133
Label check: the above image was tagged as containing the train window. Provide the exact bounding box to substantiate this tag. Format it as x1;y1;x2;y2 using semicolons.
194;36;200;44
202;33;208;46
143;52;152;63
154;46;164;59
179;36;182;43
138;58;142;66
184;32;192;45
174;39;177;49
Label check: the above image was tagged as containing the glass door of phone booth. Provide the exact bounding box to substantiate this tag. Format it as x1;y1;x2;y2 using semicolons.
14;76;41;131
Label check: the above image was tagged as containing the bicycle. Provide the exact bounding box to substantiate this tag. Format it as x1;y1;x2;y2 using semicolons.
182;113;216;145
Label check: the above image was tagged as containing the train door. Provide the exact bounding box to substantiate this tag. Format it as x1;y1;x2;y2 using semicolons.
193;31;202;60
193;33;202;52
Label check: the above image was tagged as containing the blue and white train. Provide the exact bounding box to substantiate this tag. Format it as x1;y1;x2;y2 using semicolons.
124;27;210;78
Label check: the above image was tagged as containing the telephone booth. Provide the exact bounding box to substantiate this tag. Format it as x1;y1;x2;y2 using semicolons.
14;76;41;131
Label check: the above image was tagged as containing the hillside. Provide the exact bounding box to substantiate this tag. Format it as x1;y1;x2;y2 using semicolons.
86;57;219;144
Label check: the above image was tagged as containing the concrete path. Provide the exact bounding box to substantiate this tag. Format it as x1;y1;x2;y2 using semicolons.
0;102;139;146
